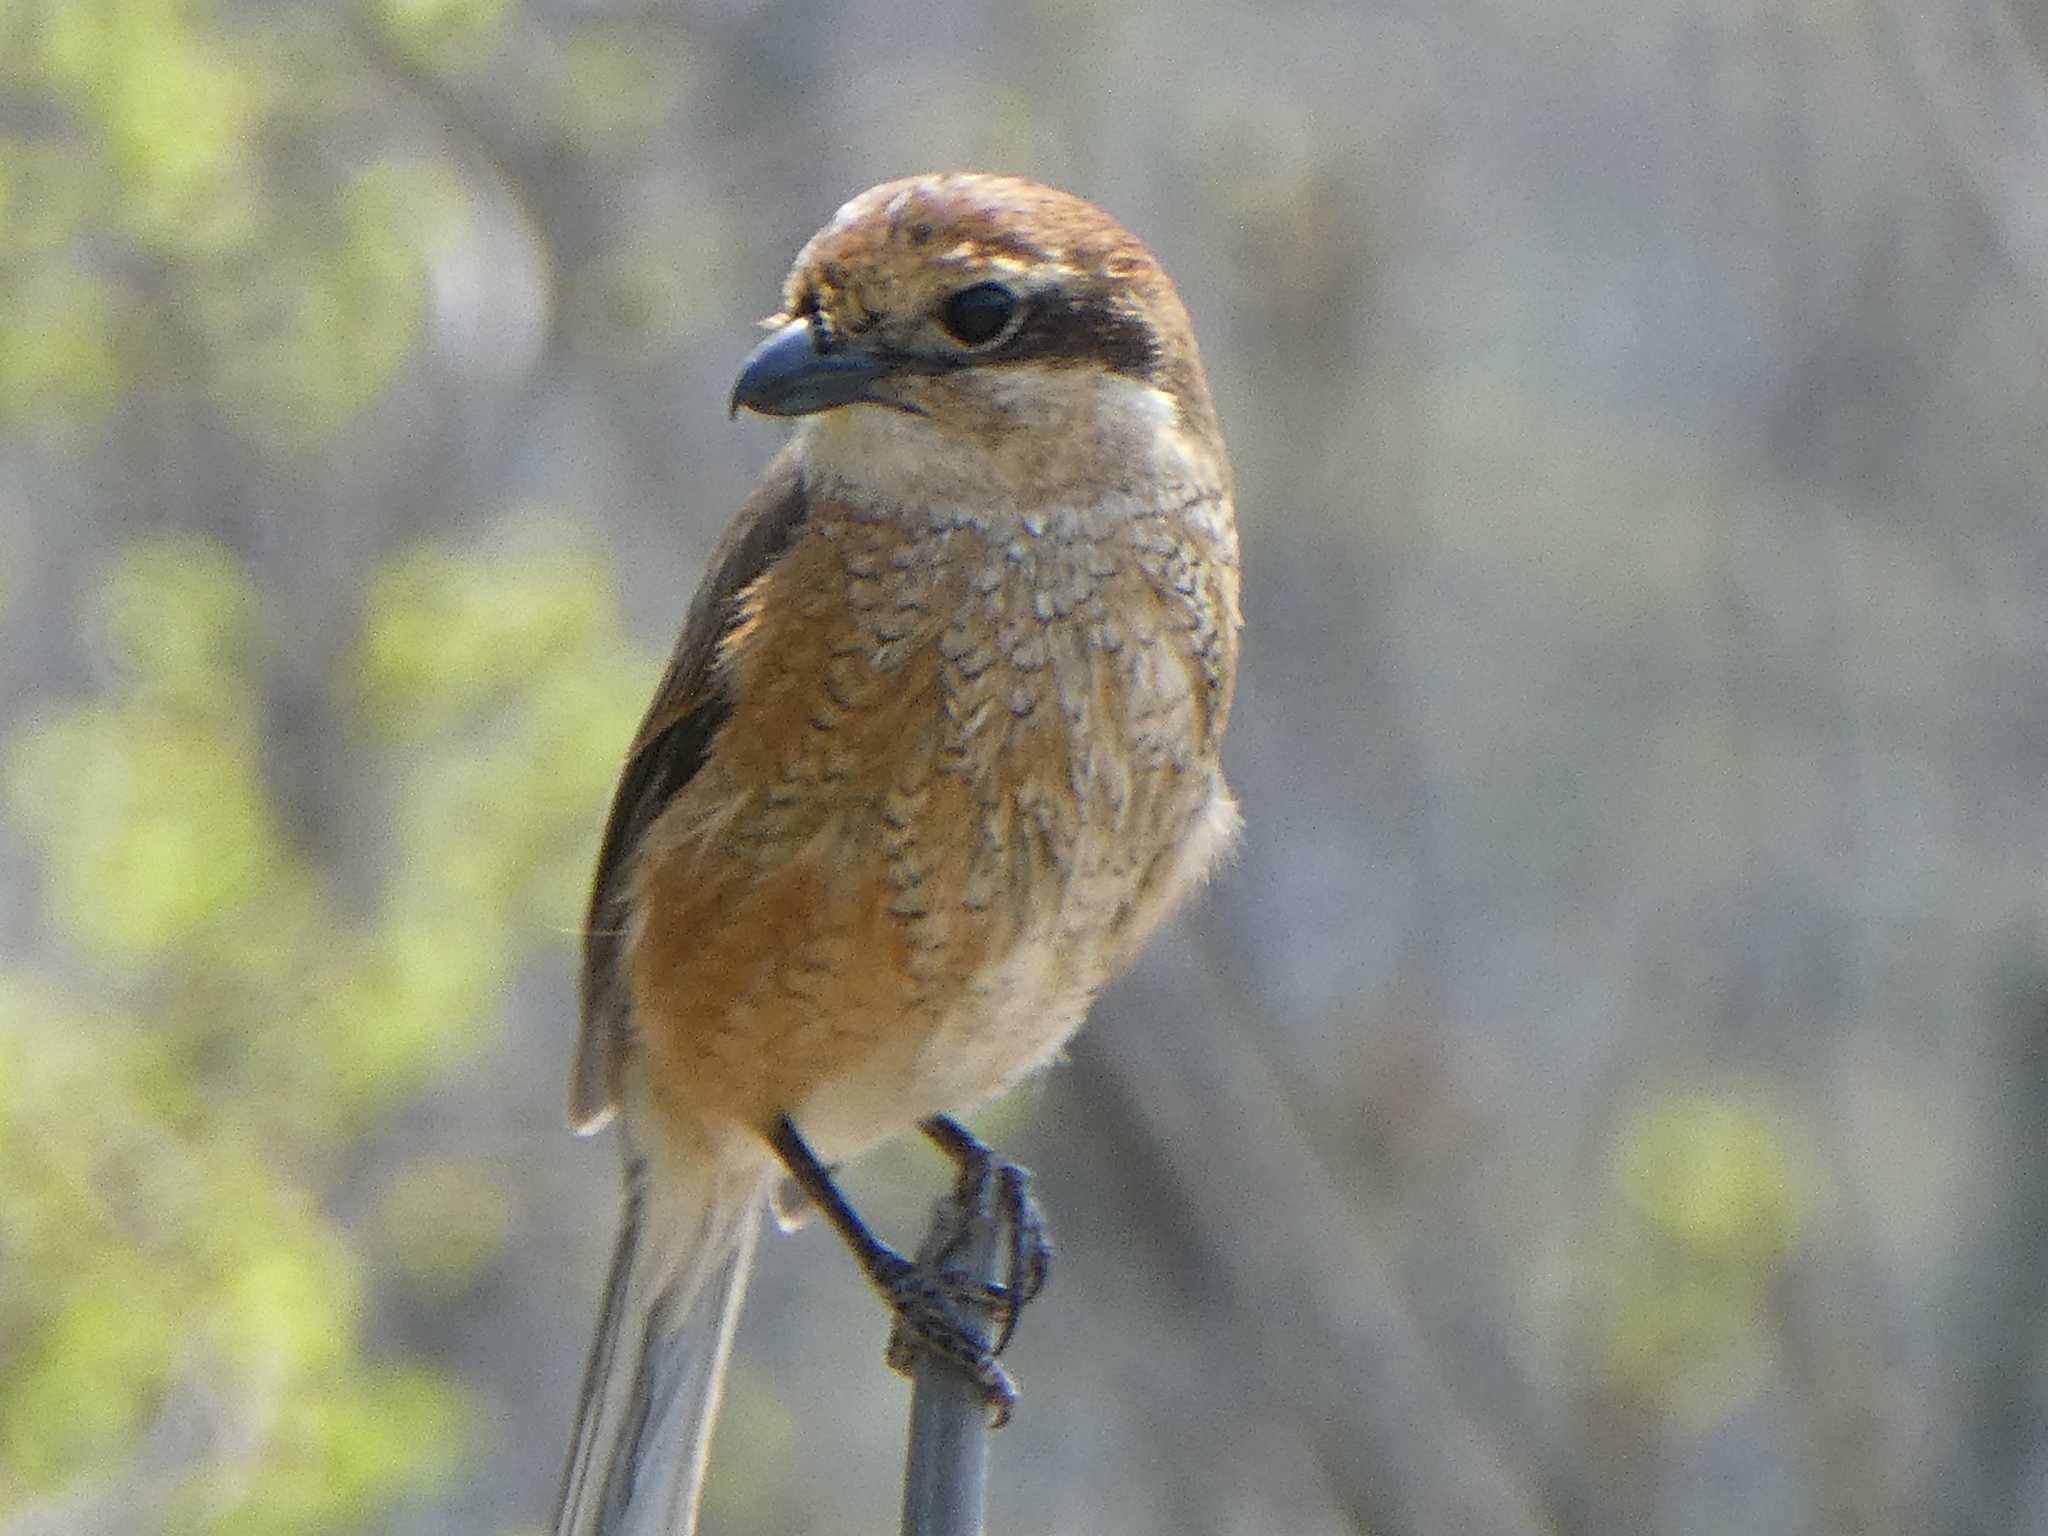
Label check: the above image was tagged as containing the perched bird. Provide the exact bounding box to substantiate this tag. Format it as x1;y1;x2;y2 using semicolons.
555;172;1242;1536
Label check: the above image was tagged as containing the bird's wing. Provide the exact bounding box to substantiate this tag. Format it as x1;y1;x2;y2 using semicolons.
572;442;810;1131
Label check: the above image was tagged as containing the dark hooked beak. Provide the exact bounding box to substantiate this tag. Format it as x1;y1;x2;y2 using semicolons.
729;319;893;418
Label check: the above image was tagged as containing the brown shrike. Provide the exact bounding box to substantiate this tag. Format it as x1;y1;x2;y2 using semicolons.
554;173;1241;1536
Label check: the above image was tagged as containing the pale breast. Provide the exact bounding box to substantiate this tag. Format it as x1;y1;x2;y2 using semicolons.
628;486;1239;1155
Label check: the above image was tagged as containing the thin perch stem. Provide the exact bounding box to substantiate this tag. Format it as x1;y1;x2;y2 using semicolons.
899;1168;1004;1536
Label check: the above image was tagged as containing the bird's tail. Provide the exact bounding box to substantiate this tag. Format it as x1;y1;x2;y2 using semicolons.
555;1152;764;1536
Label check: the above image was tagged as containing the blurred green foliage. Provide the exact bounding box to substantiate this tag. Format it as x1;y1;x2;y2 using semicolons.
375;1157;514;1299
0;0;716;450
566;213;737;362
548;30;683;148
1;531;654;1525
1;1;705;1511
0;0;443;450
369;0;513;74
1586;1088;1811;1426
696;1366;801;1536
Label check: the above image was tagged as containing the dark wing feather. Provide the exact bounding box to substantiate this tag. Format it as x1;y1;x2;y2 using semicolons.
572;443;811;1131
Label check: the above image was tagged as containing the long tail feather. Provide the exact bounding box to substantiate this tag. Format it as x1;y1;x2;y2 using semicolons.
555;1155;762;1536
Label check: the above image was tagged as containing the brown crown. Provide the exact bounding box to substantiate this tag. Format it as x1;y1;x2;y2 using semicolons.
777;173;1218;440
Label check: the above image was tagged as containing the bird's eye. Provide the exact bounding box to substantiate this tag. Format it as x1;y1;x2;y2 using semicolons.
937;283;1018;347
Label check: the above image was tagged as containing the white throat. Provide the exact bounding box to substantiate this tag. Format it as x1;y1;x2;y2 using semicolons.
797;368;1208;517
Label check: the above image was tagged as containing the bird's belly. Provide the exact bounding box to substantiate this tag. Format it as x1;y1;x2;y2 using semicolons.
786;928;1086;1163
790;766;1232;1163
628;505;1234;1161
633;714;1226;1164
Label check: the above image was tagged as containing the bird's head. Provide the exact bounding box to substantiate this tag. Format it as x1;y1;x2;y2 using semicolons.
731;173;1226;511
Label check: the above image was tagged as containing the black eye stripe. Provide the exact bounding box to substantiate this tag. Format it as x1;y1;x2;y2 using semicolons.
883;283;1159;383
1003;292;1158;380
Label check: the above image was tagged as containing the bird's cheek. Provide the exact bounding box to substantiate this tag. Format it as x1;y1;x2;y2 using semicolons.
876;372;958;420
901;380;1018;440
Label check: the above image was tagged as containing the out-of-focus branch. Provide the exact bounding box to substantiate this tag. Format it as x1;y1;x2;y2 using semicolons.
1875;0;2048;334
1082;926;1558;1536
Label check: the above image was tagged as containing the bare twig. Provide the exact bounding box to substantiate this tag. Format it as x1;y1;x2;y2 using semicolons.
899;1176;1006;1536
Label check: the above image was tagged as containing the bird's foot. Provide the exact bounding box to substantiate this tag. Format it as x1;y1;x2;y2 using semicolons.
875;1249;1020;1426
876;1122;1053;1426
767;1112;1051;1426
916;1118;1052;1348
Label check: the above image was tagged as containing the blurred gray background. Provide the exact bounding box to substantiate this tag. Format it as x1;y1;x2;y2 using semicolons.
5;0;2048;1532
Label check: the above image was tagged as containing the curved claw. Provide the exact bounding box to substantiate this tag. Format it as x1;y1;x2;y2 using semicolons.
879;1255;1020;1425
918;1116;1055;1355
991;1163;1051;1348
767;1113;1050;1427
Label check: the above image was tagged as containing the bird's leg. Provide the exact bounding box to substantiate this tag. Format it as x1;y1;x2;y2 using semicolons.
915;1114;1052;1352
769;1115;1021;1424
